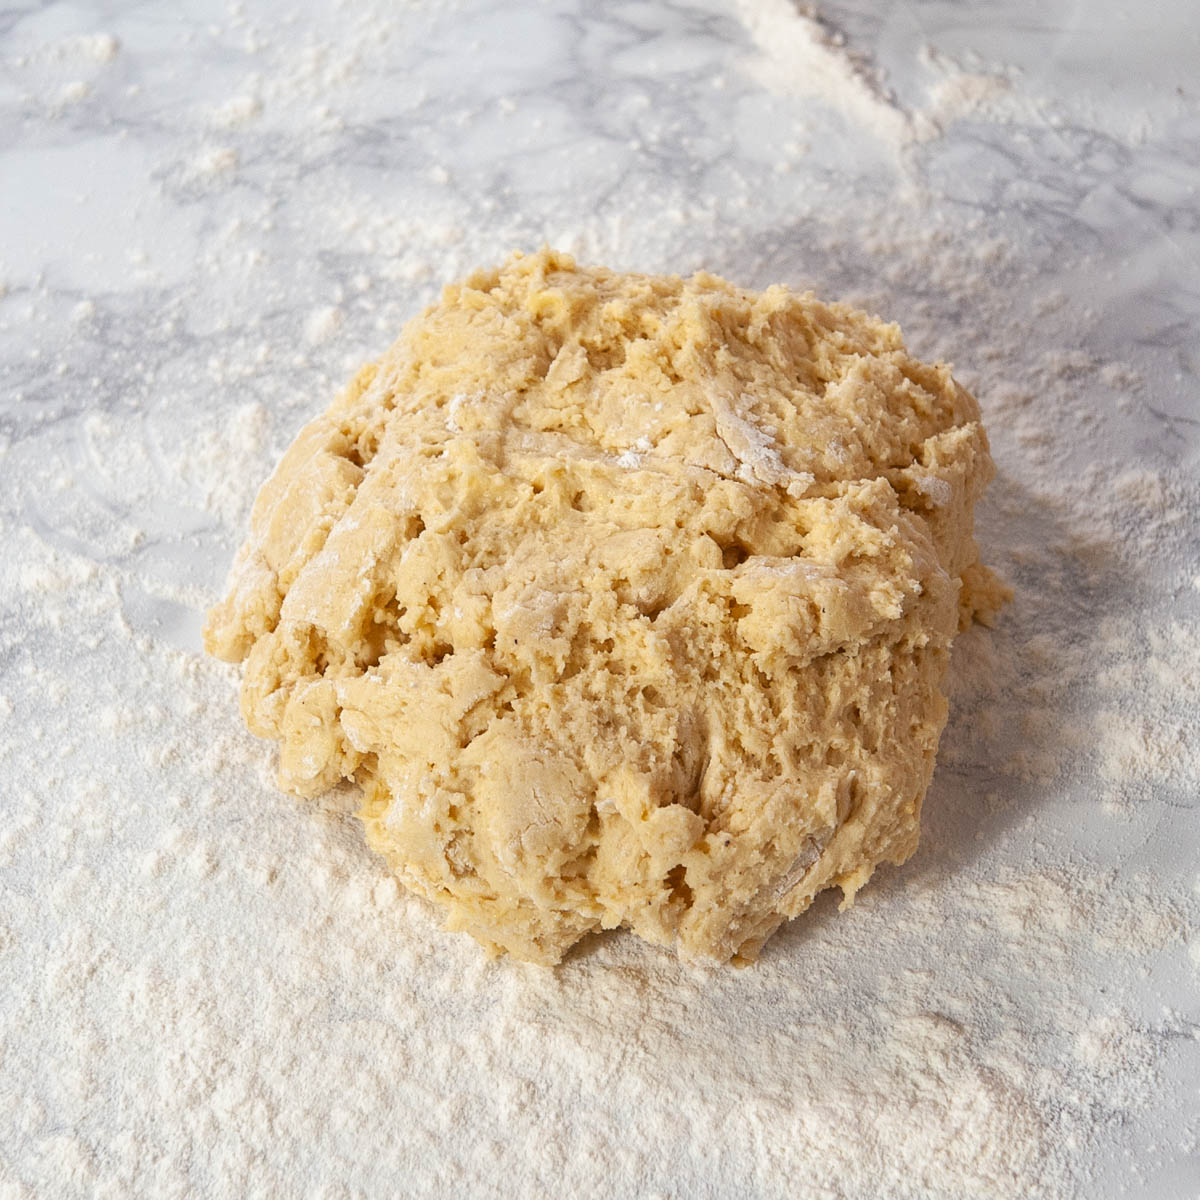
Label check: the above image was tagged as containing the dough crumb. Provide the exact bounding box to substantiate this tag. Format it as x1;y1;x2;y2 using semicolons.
206;248;1002;965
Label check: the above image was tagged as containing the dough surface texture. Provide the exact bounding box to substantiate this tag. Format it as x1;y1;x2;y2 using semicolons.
205;249;1003;965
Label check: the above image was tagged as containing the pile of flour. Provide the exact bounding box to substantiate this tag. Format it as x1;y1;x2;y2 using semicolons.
0;1;1197;1196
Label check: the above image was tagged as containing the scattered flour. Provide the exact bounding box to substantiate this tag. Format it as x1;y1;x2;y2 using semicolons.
57;80;90;107
737;1;1035;148
0;1;1196;1198
736;0;917;145
304;305;344;344
73;33;120;63
208;94;263;128
189;145;239;177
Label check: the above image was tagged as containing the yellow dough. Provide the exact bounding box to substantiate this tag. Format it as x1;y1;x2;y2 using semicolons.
205;249;1004;965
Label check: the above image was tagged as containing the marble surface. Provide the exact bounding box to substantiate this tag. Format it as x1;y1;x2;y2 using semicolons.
1;1;1198;1197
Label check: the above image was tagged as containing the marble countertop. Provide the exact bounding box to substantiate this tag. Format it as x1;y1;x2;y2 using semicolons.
1;1;1198;1197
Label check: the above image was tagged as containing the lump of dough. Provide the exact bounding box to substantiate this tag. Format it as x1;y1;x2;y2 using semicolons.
205;248;1004;965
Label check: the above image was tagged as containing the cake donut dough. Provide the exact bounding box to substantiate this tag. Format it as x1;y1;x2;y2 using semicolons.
205;249;1004;965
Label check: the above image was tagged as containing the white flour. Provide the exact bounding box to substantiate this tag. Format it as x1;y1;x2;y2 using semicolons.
736;0;917;145
0;0;1197;1197
736;0;1033;148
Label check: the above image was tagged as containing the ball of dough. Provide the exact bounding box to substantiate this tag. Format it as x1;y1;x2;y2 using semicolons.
206;248;1003;965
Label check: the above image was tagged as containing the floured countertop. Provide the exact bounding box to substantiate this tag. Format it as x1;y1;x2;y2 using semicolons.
1;1;1198;1197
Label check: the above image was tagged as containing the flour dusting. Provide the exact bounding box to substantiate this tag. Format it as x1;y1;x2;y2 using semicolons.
0;0;1197;1196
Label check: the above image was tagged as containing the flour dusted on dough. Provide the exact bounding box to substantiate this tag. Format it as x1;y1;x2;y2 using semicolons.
205;248;1003;964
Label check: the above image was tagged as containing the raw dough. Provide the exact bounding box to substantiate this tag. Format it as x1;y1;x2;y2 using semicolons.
205;248;1004;965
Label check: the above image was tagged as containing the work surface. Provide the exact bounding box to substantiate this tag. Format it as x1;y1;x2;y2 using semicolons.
1;1;1198;1196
